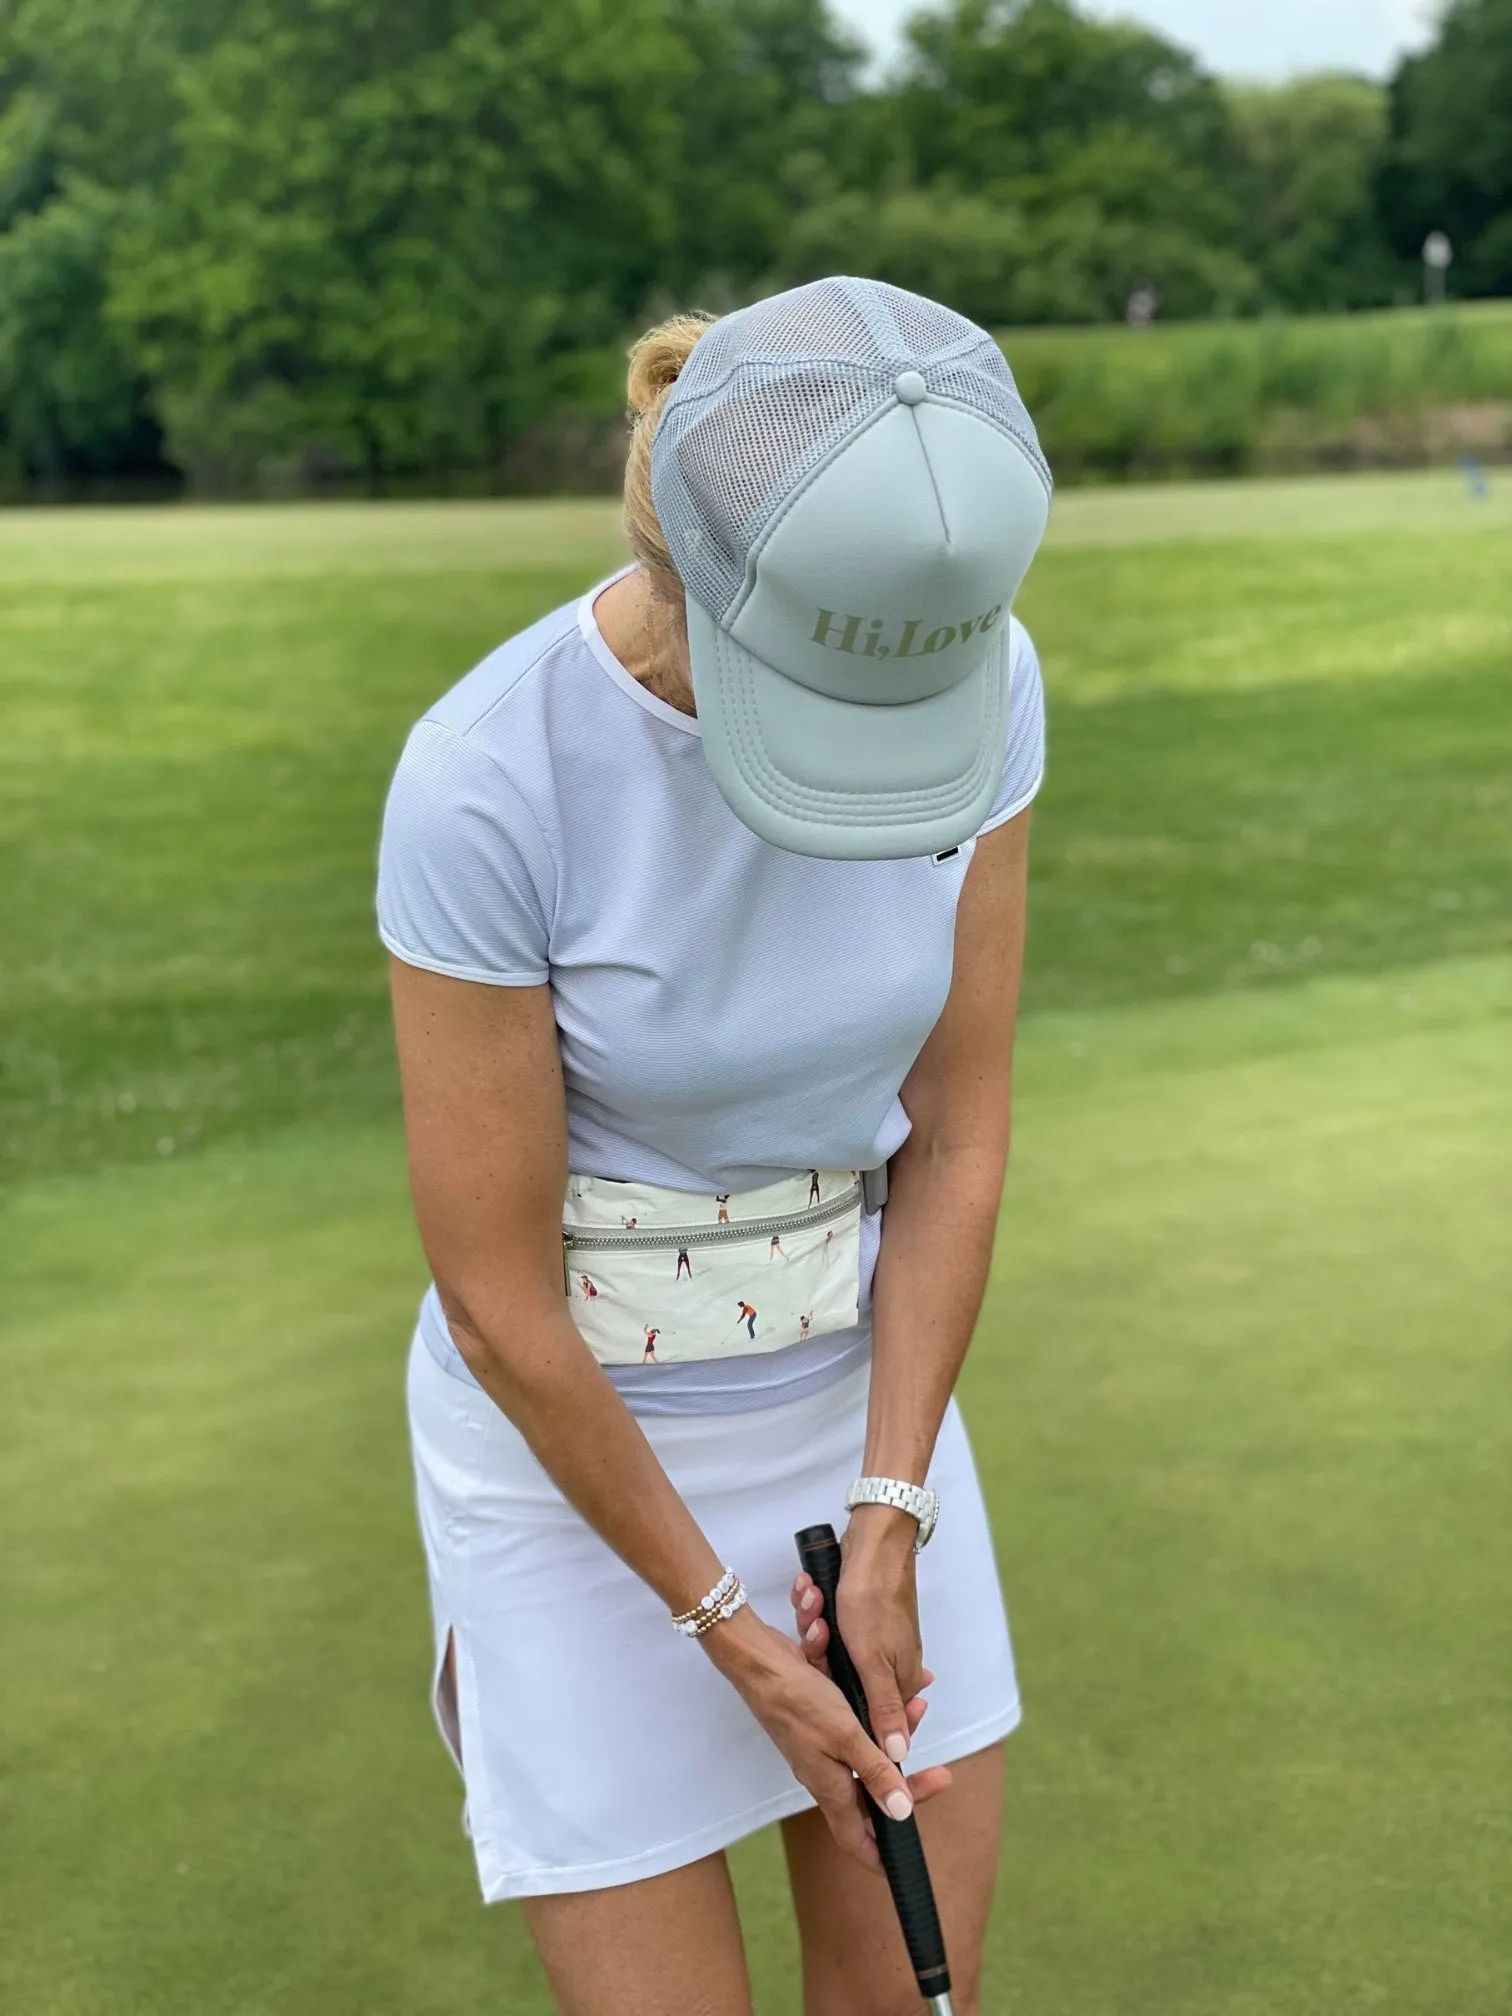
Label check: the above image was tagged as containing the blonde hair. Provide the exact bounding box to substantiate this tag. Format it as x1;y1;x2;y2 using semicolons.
624;311;716;602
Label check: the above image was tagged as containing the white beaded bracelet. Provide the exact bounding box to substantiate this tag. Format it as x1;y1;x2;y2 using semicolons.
671;1568;747;1638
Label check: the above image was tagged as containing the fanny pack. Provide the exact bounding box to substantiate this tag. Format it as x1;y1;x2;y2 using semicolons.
562;1166;884;1366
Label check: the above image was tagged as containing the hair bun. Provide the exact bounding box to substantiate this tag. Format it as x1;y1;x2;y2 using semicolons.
626;312;715;416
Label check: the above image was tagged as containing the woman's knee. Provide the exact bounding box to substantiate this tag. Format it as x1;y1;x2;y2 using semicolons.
522;1853;753;2016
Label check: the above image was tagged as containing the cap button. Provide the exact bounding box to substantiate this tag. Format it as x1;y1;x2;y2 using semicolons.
894;370;927;406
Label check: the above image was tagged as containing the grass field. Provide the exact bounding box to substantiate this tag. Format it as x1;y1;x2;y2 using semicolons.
2;476;1509;2014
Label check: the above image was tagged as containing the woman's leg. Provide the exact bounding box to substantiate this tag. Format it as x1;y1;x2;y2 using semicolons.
436;1638;754;2016
521;1851;755;2016
781;1741;1004;2016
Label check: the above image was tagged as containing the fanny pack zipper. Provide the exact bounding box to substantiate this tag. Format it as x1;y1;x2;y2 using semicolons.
563;1178;864;1254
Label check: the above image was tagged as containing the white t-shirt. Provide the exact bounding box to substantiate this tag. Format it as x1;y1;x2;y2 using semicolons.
377;574;1045;1413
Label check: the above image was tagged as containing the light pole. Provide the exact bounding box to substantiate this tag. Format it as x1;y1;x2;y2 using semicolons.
1423;231;1453;306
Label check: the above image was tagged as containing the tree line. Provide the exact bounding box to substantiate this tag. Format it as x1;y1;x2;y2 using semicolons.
1;0;1509;491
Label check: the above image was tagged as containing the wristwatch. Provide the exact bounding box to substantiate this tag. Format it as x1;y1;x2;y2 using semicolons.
845;1476;940;1551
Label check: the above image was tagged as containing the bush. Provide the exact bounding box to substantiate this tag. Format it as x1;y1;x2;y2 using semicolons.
785;190;1031;327
784;187;1259;327
1001;302;1512;478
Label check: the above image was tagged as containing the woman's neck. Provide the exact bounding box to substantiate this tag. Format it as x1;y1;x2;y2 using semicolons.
594;569;696;717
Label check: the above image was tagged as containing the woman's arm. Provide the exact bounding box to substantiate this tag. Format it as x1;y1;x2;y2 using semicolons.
819;809;1031;1762
392;961;721;1614
389;957;921;1861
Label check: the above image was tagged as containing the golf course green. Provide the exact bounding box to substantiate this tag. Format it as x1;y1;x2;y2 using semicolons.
2;474;1509;2014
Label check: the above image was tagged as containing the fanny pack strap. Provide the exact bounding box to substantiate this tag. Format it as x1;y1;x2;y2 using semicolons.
861;1162;889;1215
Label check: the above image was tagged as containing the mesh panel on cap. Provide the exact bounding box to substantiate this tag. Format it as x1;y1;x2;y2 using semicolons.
930;339;1047;479
690;280;884;366
871;281;984;358
651;276;1050;623
665;364;883;617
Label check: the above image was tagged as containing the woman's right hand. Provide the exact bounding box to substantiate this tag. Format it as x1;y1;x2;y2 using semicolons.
702;1607;929;1870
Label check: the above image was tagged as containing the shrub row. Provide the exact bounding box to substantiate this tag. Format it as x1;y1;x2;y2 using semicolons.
1000;303;1512;478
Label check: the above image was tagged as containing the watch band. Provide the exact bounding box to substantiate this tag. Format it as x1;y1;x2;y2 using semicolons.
845;1476;940;1550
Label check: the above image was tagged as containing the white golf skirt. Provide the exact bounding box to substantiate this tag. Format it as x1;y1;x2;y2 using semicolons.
407;1327;1021;1902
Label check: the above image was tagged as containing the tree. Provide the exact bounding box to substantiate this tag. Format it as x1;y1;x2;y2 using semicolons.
108;0;697;484
1377;0;1512;296
3;0;1507;488
788;0;1258;324
662;0;864;301
783;180;1257;327
785;188;1031;325
1230;76;1403;312
0;180;160;476
0;0;224;476
0;0;232;200
104;0;863;485
899;0;1239;201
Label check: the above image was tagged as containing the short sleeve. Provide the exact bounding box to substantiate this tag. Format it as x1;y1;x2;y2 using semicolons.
376;718;554;985
978;618;1045;835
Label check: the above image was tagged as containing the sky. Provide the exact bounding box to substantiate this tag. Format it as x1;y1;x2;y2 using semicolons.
827;0;1441;82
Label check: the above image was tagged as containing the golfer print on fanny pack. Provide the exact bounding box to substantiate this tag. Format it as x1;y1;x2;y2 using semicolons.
559;1169;864;1365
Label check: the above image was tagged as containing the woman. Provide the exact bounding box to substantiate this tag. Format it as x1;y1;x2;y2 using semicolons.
378;276;1051;2015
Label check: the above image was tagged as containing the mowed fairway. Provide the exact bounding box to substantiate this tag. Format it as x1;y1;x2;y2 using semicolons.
2;477;1509;2015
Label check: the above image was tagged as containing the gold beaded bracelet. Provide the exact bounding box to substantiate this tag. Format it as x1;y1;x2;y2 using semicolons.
690;1582;749;1637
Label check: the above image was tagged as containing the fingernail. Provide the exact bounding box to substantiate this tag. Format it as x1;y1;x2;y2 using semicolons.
884;1733;909;1764
801;1588;819;1611
884;1790;914;1822
805;1620;823;1642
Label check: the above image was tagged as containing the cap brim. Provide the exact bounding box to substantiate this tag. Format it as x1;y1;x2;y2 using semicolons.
686;599;1008;860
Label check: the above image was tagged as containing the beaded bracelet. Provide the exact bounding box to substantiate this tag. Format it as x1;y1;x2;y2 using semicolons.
690;1581;748;1638
671;1567;748;1638
671;1568;737;1635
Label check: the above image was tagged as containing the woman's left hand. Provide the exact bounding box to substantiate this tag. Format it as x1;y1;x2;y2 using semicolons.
789;1516;953;1807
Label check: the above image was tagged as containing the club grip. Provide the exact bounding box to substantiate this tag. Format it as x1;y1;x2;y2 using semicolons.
795;1525;951;2002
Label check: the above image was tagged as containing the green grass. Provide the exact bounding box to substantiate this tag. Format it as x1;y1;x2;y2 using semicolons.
6;483;1509;1184
2;477;1509;2013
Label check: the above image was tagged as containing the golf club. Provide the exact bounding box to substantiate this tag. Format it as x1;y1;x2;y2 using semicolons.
795;1524;954;2016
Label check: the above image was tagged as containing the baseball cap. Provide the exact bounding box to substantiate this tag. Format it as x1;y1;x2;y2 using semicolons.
650;276;1052;860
